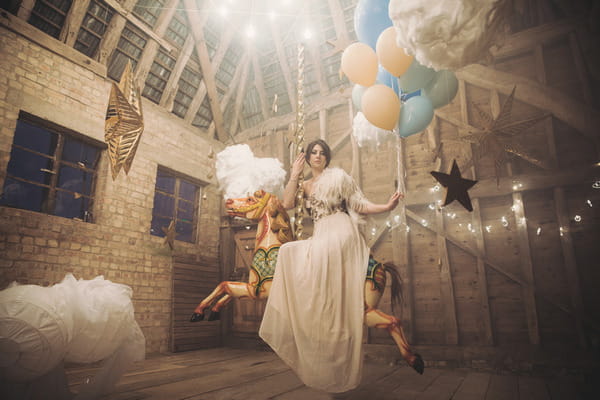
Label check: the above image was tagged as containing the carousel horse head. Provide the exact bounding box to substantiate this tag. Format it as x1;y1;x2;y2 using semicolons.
225;190;293;244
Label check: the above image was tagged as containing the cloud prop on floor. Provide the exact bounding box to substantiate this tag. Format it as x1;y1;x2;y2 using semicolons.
389;0;512;70
216;144;286;199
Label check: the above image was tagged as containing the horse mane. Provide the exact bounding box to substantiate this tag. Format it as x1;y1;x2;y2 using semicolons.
267;196;293;244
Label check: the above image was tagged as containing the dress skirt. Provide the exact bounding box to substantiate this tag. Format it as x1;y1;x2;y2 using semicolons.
259;211;369;392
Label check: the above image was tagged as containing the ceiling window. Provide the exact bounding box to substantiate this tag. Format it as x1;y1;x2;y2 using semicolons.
74;0;115;58
142;50;176;104
172;61;202;118
150;168;201;243
192;96;213;130
0;114;102;222
28;0;73;39
132;0;165;28
107;22;148;81
164;2;188;48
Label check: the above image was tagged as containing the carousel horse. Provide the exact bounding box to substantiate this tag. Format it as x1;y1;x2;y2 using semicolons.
190;190;423;374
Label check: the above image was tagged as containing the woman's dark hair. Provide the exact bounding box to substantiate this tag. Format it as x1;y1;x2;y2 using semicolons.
305;139;331;167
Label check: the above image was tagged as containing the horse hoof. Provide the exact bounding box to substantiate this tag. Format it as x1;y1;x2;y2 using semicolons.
189;313;204;322
207;311;221;321
411;353;424;375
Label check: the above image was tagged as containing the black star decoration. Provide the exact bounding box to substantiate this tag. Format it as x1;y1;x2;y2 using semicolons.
430;160;478;212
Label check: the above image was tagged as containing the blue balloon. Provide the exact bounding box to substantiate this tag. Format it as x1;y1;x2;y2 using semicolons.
422;70;459;108
376;65;400;97
400;89;421;102
354;0;392;49
398;60;436;94
397;96;434;137
352;84;368;111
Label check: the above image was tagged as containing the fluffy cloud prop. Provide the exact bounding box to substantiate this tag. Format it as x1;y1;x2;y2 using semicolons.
389;0;512;70
216;144;286;199
352;111;395;148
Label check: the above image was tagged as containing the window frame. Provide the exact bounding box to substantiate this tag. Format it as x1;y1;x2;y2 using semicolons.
150;167;203;244
1;112;105;222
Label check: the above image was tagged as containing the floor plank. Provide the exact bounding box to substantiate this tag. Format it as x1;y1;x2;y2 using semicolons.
60;348;595;400
485;374;518;400
452;372;491;400
517;376;550;400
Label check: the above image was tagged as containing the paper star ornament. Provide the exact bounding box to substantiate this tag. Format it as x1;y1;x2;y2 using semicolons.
431;160;478;212
162;220;176;250
460;86;549;183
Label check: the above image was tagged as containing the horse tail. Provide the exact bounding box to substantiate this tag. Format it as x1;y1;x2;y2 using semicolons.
384;262;403;314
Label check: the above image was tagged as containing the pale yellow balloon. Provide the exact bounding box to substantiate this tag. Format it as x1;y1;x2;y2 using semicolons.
341;42;378;87
376;27;414;77
361;84;401;131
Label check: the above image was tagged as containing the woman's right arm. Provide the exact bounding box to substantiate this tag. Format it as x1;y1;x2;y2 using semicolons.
281;152;305;209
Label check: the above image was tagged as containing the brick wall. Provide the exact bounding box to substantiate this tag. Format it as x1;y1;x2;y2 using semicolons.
0;25;223;353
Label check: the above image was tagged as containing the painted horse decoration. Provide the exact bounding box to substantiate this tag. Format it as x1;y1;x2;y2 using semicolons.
190;190;424;374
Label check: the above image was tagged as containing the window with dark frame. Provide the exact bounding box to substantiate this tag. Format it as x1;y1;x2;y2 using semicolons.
172;61;202;118
150;168;201;244
28;0;73;39
0;114;102;222
142;49;176;104
74;0;115;58
132;0;165;28
107;22;148;81
164;2;189;48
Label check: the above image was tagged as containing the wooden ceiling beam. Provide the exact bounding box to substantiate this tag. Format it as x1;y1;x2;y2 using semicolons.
97;0;138;64
235;89;349;142
207;51;250;141
134;0;180;85
160;34;195;109
269;22;296;113
184;0;227;142
62;0;91;46
103;0;174;54
250;49;270;121
326;0;351;42
456;64;600;151
229;58;252;140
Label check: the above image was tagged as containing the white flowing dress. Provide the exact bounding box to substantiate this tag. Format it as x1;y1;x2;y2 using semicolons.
259;167;370;393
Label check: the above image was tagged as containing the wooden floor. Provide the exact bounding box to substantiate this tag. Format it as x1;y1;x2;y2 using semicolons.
66;347;595;400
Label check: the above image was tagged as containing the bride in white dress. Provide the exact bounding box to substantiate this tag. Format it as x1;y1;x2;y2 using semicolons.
259;139;401;393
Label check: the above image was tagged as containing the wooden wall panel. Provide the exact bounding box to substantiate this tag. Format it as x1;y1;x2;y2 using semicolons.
172;254;221;352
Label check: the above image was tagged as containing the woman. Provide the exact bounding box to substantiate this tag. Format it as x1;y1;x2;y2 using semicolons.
259;139;401;393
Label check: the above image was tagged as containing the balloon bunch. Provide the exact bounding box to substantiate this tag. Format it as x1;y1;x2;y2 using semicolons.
343;0;459;138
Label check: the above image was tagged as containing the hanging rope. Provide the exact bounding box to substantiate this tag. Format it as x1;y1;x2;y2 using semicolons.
292;41;306;239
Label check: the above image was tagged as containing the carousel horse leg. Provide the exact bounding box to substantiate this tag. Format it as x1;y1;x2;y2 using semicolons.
190;281;254;322
364;307;424;374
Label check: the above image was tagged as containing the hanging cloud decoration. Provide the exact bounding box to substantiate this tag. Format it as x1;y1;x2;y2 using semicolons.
216;144;286;199
389;0;512;71
352;111;394;148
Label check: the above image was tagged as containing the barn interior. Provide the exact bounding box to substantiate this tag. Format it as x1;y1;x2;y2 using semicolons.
0;0;599;399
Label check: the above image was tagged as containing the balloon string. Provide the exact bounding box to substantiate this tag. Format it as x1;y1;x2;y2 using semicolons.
395;135;405;194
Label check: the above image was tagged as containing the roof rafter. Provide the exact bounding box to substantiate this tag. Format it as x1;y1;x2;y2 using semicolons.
269;21;296;113
183;0;228;141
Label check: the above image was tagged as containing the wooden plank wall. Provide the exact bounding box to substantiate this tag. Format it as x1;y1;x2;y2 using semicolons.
171;254;221;352
224;19;599;366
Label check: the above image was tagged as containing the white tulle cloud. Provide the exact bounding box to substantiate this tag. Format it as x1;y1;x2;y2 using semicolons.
216;144;286;199
352;111;395;148
389;0;512;71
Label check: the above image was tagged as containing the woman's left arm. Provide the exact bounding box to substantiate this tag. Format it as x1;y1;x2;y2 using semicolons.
359;191;403;215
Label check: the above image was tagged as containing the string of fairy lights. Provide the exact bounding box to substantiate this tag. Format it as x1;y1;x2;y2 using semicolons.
367;179;599;241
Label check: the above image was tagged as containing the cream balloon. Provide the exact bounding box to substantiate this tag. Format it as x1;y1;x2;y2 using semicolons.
376;27;414;77
361;84;401;131
341;42;378;87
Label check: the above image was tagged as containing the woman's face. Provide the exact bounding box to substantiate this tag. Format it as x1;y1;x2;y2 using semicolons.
309;144;327;169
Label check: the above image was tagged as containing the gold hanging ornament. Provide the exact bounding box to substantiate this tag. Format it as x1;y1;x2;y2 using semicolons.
104;61;144;180
293;42;306;239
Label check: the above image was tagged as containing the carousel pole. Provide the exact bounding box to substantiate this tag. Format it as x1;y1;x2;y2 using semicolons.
292;40;306;239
